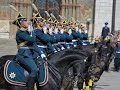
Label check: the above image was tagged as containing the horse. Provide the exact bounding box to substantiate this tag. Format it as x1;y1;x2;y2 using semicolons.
0;43;106;90
87;41;114;83
0;55;15;89
0;49;86;90
60;44;100;90
71;41;115;89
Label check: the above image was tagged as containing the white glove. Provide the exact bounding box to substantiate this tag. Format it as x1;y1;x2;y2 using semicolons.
74;45;77;47
43;26;47;34
85;30;88;34
75;27;79;31
41;54;46;59
79;29;81;33
54;28;58;34
61;47;65;50
28;24;33;37
68;29;72;35
60;29;64;34
49;28;53;35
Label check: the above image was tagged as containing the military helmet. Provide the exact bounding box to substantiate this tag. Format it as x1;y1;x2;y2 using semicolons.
12;13;27;27
117;38;120;42
68;21;73;25
80;23;85;29
105;22;108;25
104;36;110;41
46;17;54;24
95;36;99;41
30;12;44;24
60;20;68;25
53;19;59;25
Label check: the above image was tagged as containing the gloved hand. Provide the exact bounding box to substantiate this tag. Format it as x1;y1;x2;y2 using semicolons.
73;45;77;47
61;47;65;50
41;53;46;59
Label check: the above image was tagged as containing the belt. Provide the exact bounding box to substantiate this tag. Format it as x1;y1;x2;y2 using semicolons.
52;43;59;46
66;42;73;45
58;42;65;44
72;40;78;42
82;40;89;42
17;41;28;47
19;46;34;49
37;45;47;48
82;43;87;45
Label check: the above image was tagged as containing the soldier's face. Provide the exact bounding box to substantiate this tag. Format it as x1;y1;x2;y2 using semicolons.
37;20;44;27
20;20;29;28
71;24;75;28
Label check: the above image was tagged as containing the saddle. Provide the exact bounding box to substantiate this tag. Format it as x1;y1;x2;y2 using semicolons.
4;60;48;86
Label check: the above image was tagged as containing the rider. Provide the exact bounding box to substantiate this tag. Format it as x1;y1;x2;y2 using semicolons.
30;12;49;55
46;17;58;54
13;13;45;90
80;24;90;45
52;20;61;51
71;22;83;47
63;23;73;49
57;24;66;50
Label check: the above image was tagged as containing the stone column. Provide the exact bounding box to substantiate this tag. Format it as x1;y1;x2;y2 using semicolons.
61;0;66;17
68;0;73;19
76;0;80;21
72;0;76;19
65;0;69;18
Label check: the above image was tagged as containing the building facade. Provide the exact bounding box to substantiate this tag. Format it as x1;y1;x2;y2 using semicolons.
0;0;32;38
94;0;113;37
94;0;119;37
0;0;119;38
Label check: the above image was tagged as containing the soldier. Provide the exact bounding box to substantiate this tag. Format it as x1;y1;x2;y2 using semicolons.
31;12;57;55
94;36;100;47
71;22;83;47
101;22;110;41
13;13;45;90
46;17;58;54
52;20;61;51
80;24;88;40
80;24;90;45
114;38;120;71
30;12;48;55
57;24;66;50
64;24;73;49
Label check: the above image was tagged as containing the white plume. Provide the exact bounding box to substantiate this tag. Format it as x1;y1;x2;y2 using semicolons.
32;3;38;12
44;11;50;17
50;13;56;19
9;4;18;12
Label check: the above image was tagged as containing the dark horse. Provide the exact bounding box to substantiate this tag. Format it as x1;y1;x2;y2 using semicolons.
66;41;115;90
87;40;115;83
0;49;86;90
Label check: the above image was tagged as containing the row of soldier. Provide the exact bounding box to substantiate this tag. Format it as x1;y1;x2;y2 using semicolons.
30;13;90;55
12;11;91;90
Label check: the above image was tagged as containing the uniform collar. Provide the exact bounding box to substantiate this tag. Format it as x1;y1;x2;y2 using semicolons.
19;27;28;31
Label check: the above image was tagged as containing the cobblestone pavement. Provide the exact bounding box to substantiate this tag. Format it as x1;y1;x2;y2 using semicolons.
0;38;120;90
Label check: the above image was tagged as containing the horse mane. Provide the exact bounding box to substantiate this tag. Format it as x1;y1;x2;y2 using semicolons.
55;54;83;68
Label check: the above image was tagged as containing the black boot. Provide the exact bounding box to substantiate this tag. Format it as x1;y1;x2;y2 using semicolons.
27;76;35;90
